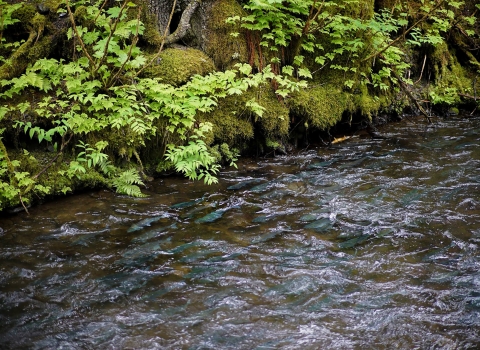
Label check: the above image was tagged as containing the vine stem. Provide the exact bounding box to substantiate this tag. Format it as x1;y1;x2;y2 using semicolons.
65;0;97;70
107;6;142;88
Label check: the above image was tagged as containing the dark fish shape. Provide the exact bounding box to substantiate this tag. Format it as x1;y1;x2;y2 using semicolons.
227;178;263;190
206;251;243;263
249;181;274;193
376;228;394;238
299;213;318;222
338;234;370;249
180;205;210;219
121;238;172;260
260;189;291;200
132;223;177;243
251;231;281;244
304;217;333;232
127;215;167;233
179;250;218;263
168;240;201;254
307;159;335;169
399;189;422;207
195;208;228;223
338;156;369;170
252;214;278;223
71;229;108;246
170;198;204;209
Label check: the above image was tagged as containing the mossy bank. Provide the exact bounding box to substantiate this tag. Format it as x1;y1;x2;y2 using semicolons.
0;0;479;212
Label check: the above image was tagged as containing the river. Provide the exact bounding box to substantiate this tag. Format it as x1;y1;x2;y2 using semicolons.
1;116;480;349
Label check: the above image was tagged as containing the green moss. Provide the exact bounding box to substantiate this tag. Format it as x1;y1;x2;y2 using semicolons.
143;47;215;86
11;3;36;24
0;7;56;80
200;93;255;146
351;84;392;117
345;0;374;19
256;87;289;138
40;0;64;15
288;84;349;130
203;0;249;70
137;2;163;48
0;30;37;80
429;42;474;105
201;85;288;151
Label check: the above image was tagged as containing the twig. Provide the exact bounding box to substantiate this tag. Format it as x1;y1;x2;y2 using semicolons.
107;7;142;88
392;70;432;123
65;0;97;70
18;193;30;215
94;0;110;23
414;54;427;84
93;0;130;77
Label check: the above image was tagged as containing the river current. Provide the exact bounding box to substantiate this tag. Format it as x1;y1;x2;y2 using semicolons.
1;116;480;349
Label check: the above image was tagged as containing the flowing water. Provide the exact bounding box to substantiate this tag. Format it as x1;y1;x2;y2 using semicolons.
1;116;480;349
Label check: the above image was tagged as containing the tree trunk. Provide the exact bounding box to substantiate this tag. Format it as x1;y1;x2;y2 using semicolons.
148;0;175;35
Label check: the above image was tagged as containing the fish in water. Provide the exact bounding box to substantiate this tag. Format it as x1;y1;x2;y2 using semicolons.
249;181;274;193
250;231;281;244
127;215;168;233
304;217;333;232
338;234;370;249
170;198;204;209
132;223;177;243
227;178;263;190
195;208;228;223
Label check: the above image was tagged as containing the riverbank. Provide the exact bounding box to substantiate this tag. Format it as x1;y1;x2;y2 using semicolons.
0;0;478;213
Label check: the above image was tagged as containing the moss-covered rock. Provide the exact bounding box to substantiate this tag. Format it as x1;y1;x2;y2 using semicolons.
143;47;215;85
288;84;349;130
200;85;289;152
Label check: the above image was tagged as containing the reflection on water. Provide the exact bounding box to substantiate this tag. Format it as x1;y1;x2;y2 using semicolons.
1;117;480;349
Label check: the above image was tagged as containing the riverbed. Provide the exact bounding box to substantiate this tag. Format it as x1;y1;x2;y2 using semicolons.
1;116;480;349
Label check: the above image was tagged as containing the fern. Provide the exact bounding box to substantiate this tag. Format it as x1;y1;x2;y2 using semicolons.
110;168;147;197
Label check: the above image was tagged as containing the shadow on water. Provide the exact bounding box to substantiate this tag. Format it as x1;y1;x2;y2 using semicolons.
1;116;480;349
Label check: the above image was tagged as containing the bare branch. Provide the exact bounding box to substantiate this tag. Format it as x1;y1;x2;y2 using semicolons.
163;0;201;45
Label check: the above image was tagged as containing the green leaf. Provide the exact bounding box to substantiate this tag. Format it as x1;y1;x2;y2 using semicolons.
282;66;294;76
107;6;122;18
297;68;312;79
